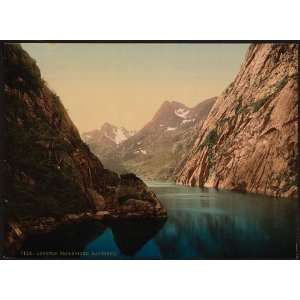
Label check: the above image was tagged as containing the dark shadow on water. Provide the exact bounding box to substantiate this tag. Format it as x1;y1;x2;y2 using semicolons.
109;218;166;256
17;220;107;259
17;218;167;259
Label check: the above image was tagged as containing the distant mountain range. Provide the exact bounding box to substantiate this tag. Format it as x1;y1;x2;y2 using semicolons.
82;123;136;174
83;97;216;180
119;98;216;180
82;123;136;146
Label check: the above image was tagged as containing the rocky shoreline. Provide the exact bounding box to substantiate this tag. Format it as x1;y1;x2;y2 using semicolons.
4;207;167;258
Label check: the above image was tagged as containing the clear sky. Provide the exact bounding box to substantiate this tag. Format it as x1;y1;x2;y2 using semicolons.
22;43;249;133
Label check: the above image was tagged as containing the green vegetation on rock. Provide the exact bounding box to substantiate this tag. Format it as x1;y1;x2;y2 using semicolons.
251;76;289;113
202;128;218;148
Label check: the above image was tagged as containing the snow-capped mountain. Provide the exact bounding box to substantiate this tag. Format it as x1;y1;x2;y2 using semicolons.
117;98;216;180
82;99;216;179
82;122;136;146
142;99;215;134
82;123;136;174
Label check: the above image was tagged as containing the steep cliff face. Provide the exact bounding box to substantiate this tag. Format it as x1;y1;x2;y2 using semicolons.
2;43;165;220
176;44;298;198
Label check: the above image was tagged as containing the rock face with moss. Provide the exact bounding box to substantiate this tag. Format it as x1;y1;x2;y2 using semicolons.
176;44;298;198
2;43;166;220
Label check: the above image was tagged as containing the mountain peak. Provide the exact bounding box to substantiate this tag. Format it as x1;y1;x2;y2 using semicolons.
160;100;185;109
152;100;188;123
170;100;184;106
101;122;115;130
83;122;136;146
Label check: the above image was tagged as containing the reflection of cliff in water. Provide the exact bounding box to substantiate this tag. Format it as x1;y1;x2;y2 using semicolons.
16;182;296;259
154;205;295;259
18;221;107;259
18;218;166;259
110;218;166;256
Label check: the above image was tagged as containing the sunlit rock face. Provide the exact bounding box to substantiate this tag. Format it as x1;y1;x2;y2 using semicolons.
2;43;166;219
176;44;298;199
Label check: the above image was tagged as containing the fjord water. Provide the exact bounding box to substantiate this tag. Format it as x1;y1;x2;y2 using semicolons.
19;181;296;259
82;181;296;259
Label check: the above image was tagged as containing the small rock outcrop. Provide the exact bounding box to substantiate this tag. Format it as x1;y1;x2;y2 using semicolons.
176;44;298;198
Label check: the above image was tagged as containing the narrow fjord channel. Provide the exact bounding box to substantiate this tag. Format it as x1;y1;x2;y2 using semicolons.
18;181;296;259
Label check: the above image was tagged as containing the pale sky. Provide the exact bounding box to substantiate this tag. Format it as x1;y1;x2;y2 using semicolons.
22;43;249;133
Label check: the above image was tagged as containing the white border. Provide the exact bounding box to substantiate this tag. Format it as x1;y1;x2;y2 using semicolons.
1;261;299;300
1;0;299;40
1;1;299;299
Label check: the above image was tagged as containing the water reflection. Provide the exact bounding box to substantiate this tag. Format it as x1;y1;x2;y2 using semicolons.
18;218;166;259
18;221;107;259
150;182;296;259
84;219;165;259
110;219;166;256
18;182;296;259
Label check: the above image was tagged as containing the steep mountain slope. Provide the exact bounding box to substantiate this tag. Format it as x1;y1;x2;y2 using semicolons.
82;123;135;173
176;43;298;198
2;43;166;221
117;98;216;180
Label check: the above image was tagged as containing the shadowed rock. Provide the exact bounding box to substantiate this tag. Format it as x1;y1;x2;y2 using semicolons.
2;43;167;255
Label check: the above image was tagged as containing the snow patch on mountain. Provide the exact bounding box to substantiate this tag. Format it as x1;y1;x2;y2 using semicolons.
175;108;190;119
102;125;136;145
182;118;195;124
114;127;128;144
134;149;147;155
166;127;177;131
83;134;92;140
127;130;136;137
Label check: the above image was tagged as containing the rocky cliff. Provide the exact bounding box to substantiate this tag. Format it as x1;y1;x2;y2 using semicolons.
2;43;166;222
176;43;298;198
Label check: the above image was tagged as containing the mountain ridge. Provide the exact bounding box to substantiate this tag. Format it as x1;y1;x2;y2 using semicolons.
83;98;216;180
115;97;217;180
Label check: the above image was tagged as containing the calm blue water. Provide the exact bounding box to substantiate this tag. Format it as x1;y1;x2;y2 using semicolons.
19;182;296;259
82;182;296;259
